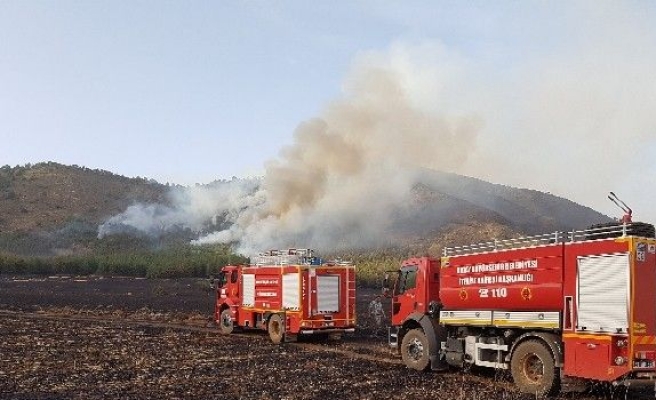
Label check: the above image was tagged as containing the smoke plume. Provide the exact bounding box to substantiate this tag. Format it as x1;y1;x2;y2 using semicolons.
195;45;482;253
99;43;483;253
99;3;656;252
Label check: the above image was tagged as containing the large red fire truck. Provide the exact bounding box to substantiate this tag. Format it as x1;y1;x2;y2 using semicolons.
215;249;356;343
385;220;656;395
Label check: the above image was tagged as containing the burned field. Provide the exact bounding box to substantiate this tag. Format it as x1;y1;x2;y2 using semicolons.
0;276;645;399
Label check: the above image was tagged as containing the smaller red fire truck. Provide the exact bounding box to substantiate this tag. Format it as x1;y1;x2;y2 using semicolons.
214;249;356;343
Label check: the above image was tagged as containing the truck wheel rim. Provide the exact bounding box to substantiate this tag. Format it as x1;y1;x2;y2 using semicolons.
523;354;544;383
408;338;425;361
271;320;281;335
222;314;231;327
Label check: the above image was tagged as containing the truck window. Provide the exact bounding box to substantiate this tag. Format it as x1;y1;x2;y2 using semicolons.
231;270;238;283
395;266;418;295
405;269;417;290
216;272;228;288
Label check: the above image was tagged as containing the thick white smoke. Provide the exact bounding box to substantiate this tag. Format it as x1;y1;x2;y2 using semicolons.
100;2;656;252
455;3;656;221
98;178;263;239
193;44;482;253
99;43;483;253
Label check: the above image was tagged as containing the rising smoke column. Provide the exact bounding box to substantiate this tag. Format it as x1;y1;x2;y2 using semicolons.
98;43;482;254
99;2;656;246
193;44;482;253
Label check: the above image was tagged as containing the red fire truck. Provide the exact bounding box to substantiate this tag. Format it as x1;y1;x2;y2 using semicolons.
215;249;356;343
385;222;656;395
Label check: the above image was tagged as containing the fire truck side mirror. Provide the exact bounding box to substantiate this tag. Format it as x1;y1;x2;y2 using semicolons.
381;273;391;298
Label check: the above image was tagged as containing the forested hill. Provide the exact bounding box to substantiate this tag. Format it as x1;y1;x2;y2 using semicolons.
0;163;173;257
0;162;167;233
0;162;612;259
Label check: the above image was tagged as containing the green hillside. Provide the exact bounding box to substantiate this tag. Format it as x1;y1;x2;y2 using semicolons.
0;162;614;284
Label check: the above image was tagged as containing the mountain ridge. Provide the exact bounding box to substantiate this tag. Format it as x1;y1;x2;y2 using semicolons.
0;162;613;256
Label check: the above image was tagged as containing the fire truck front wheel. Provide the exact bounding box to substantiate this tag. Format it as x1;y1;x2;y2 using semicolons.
401;328;430;371
511;339;559;396
268;314;285;344
218;309;234;335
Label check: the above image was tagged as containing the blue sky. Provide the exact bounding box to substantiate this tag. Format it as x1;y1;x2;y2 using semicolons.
2;1;656;222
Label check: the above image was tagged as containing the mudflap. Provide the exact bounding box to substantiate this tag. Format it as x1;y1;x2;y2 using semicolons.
430;324;449;372
412;313;448;372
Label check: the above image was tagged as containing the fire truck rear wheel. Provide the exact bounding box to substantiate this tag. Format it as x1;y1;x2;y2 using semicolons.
218;309;234;335
268;314;285;344
511;339;559;396
401;328;430;371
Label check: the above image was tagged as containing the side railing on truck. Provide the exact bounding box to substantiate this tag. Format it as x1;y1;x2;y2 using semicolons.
250;249;353;267
251;248;320;266
442;223;653;257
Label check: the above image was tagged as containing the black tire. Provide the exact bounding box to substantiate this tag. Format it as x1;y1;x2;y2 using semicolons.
268;314;285;344
401;328;431;371
511;339;559;396
218;308;234;335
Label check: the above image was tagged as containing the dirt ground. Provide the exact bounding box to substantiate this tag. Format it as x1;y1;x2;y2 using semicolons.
0;275;650;399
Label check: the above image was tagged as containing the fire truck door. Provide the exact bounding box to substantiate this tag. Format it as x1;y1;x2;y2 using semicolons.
225;269;240;301
392;265;419;323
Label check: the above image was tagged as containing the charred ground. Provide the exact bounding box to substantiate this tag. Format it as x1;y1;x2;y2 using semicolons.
0;276;647;400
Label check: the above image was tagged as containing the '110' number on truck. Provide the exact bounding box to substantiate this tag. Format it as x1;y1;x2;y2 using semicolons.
479;288;507;298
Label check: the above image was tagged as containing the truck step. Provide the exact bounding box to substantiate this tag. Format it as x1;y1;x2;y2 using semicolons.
388;327;399;347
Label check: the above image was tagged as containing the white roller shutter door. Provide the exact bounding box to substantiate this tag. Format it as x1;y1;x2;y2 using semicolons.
282;273;300;310
242;274;255;307
577;253;629;333
317;275;340;313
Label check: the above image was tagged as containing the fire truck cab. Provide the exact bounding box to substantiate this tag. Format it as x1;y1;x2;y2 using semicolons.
385;222;656;395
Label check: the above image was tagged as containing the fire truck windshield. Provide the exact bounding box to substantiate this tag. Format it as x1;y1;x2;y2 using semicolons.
394;265;418;295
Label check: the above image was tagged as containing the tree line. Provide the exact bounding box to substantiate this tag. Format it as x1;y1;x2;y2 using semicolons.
0;244;247;279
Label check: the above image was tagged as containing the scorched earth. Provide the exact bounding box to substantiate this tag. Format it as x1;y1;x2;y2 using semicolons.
0;276;644;399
